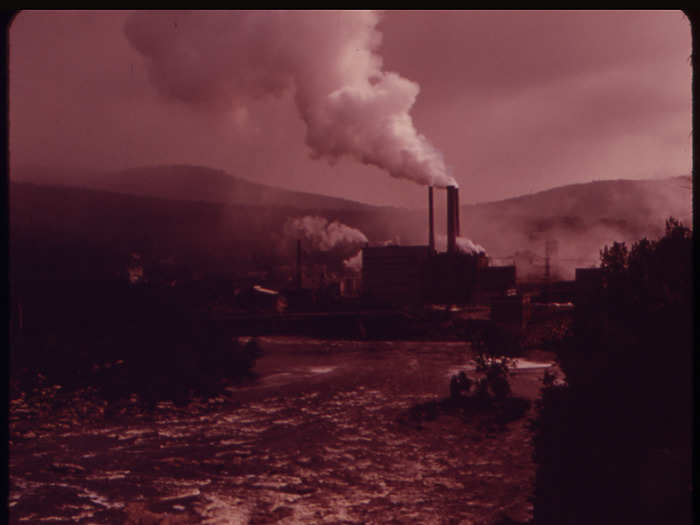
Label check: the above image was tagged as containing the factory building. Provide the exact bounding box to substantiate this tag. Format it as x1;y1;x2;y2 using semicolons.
361;185;516;306
362;245;432;305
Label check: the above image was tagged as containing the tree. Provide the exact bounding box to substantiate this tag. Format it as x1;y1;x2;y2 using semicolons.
531;218;692;525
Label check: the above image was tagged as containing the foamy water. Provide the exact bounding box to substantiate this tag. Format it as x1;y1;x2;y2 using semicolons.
446;357;552;379
10;338;544;523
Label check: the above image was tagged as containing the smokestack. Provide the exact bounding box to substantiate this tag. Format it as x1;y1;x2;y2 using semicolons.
454;187;460;238
428;186;435;252
447;186;459;253
296;239;303;289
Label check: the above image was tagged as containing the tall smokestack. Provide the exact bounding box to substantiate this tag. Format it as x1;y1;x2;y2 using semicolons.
447;186;459;253
454;186;460;237
428;186;435;252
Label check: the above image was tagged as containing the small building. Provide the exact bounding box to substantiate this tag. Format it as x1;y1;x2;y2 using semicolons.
473;265;517;303
478;265;517;291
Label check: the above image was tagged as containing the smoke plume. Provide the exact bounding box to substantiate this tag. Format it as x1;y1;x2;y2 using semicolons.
455;236;486;255
435;234;486;255
124;11;455;187
284;216;368;252
343;252;363;273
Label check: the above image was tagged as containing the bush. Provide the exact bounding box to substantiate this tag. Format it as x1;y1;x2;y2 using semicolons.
419;343;530;429
472;353;515;401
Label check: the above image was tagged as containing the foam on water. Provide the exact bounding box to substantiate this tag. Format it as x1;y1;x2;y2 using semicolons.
447;357;552;378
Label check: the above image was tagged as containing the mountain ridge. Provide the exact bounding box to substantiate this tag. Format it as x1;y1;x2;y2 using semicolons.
10;166;691;281
11;164;396;212
12;163;691;213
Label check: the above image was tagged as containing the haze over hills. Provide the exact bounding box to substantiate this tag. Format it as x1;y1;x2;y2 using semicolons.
458;175;692;279
10;164;692;282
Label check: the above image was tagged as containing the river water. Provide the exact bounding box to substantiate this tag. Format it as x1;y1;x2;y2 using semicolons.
10;337;553;524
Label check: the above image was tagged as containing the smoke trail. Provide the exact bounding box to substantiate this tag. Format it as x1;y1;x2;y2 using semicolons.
284;216;368;252
124;11;455;187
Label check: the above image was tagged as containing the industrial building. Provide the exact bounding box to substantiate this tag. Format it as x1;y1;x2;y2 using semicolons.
361;185;516;306
362;245;432;304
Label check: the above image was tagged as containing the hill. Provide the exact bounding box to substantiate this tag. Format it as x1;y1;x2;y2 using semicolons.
9;181;417;285
458;176;692;279
11;164;379;212
9;166;692;283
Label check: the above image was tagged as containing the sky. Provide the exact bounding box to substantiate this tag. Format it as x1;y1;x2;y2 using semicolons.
9;10;692;208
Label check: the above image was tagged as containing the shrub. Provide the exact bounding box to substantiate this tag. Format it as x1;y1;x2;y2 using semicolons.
471;346;516;401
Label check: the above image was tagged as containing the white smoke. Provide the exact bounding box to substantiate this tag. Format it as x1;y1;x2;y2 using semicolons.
435;234;486;255
124;11;455;187
343;252;363;273
284;216;368;251
456;236;486;255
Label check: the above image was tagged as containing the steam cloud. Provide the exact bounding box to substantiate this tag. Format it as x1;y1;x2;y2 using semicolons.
124;11;455;187
455;236;486;255
284;216;368;252
435;234;486;255
343;252;363;273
